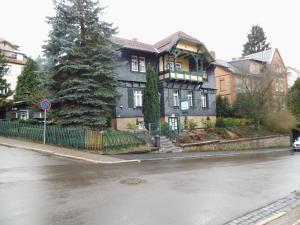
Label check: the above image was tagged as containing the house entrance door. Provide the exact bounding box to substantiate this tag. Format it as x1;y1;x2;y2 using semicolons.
168;116;179;133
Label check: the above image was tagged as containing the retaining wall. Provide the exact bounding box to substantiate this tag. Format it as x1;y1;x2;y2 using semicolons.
180;135;291;152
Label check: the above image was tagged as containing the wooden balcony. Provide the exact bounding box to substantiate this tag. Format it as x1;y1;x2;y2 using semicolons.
159;70;205;83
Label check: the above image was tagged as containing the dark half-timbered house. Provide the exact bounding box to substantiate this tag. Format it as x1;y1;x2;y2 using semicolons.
111;31;216;130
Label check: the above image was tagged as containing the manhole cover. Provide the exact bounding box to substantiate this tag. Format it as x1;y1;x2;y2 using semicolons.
119;178;146;186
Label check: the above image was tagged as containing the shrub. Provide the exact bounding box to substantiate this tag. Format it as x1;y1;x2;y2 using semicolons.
161;122;169;136
263;111;297;133
187;119;198;130
201;118;215;129
126;122;138;130
216;118;226;127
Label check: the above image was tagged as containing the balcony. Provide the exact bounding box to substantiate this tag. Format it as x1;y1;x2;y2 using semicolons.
159;70;206;83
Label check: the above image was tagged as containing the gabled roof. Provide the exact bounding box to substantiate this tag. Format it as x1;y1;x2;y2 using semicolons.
110;31;214;63
0;37;19;49
229;48;275;64
110;36;158;53
214;59;243;74
154;31;202;53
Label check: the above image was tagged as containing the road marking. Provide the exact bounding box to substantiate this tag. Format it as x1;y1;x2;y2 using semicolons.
255;212;287;225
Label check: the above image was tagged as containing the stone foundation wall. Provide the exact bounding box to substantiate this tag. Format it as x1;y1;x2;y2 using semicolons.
181;135;291;152
113;117;144;130
160;116;216;128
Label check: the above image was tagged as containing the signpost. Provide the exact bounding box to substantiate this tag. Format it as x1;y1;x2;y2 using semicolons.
40;100;51;144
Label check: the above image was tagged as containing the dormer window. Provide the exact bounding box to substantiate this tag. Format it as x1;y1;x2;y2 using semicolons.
131;56;138;72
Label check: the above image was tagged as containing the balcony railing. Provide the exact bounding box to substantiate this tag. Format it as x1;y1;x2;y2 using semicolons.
159;70;205;83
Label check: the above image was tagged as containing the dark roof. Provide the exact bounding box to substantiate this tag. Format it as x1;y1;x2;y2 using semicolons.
153;31;201;53
110;36;158;53
110;31;214;63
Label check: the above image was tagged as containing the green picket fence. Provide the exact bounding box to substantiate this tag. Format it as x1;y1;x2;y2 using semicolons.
102;130;146;149
0;121;145;150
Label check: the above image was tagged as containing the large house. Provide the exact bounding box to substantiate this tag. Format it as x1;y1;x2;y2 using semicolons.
111;31;216;130
215;48;288;110
0;37;27;99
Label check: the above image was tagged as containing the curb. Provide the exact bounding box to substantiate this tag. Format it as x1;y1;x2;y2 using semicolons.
126;148;292;162
0;143;141;164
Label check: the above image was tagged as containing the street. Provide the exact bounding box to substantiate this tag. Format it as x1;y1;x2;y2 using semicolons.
1;146;300;225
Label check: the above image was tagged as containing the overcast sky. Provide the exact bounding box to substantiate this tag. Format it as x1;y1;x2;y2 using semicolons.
1;0;299;68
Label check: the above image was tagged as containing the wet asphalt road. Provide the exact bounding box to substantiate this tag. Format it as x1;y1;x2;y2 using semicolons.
1;146;300;225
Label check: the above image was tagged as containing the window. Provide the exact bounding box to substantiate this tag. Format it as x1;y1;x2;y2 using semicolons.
134;90;143;108
0;85;10;95
201;93;208;108
19;110;29;120
131;56;138;72
175;62;182;71
6;65;12;76
250;63;259;74
275;65;282;75
220;79;225;91
187;91;193;107
173;90;179;107
139;57;146;72
166;62;175;71
203;69;208;80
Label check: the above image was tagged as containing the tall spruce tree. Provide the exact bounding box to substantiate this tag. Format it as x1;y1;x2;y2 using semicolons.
142;64;160;128
289;78;300;119
44;0;119;129
0;49;11;101
242;25;271;56
14;58;40;102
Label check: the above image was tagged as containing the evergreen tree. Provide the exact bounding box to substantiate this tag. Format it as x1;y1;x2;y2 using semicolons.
289;78;300;120
242;25;271;56
14;58;40;102
0;49;12;101
216;95;233;118
142;64;160;128
43;0;119;129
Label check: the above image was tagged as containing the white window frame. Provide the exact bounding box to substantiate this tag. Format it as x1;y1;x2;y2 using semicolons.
19;110;29;120
187;91;193;107
201;93;208;108
173;90;179;107
131;56;139;72
139;57;146;73
134;90;143;108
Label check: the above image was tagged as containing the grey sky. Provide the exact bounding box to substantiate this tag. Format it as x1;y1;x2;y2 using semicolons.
1;0;299;68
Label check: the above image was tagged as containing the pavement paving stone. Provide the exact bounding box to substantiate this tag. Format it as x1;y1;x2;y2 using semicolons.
224;192;300;225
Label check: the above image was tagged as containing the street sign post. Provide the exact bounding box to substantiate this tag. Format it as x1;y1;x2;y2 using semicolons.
40;100;51;144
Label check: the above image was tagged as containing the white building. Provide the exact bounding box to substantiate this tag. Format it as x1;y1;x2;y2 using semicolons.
287;66;300;88
0;37;27;99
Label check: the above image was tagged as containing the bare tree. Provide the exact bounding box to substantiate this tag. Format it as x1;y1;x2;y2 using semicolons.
233;66;277;129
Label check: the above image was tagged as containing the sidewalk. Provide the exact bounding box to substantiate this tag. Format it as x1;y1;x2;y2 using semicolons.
0;136;292;164
0;137;140;164
225;191;300;225
114;147;292;161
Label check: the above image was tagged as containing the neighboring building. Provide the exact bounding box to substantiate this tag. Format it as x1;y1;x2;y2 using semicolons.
0;37;27;99
287;66;300;88
111;31;216;130
215;48;288;110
